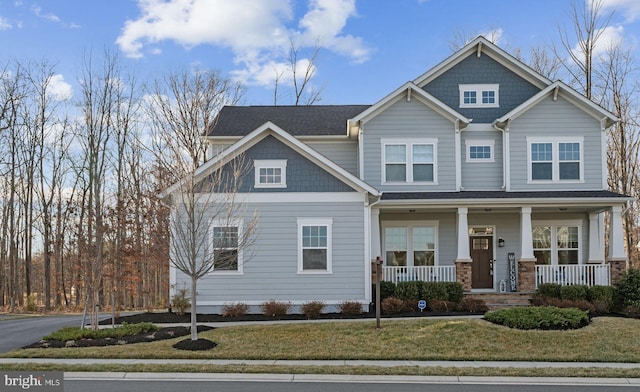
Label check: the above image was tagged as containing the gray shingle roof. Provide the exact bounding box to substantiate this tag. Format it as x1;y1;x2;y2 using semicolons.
206;105;370;137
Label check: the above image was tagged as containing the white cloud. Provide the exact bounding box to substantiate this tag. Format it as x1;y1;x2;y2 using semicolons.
602;0;640;23
47;74;73;101
117;0;369;87
0;15;13;30
571;25;625;61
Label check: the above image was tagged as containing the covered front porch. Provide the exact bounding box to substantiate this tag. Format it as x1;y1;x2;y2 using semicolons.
370;191;630;292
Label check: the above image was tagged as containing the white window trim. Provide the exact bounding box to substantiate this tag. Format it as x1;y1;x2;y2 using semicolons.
382;221;439;267
209;219;244;275
465;139;495;163
381;138;438;185
532;220;583;265
459;84;499;108
297;218;333;274
527;137;584;183
254;159;287;188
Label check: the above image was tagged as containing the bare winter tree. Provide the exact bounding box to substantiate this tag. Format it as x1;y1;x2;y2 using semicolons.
274;40;324;106
147;67;256;341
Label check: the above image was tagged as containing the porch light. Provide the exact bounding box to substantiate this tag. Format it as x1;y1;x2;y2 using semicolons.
498;238;505;247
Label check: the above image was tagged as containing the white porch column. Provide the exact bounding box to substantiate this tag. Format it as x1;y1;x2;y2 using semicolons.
456;207;471;261
370;208;382;260
520;207;535;260
608;205;627;261
588;212;605;264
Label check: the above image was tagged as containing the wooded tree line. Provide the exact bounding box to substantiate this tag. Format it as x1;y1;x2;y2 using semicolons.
1;0;639;313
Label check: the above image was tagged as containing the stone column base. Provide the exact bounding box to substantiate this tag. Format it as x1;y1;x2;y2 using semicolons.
518;258;537;292
607;258;628;286
455;259;473;292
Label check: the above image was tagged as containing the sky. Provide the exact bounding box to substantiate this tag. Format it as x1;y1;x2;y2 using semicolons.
1;0;640;106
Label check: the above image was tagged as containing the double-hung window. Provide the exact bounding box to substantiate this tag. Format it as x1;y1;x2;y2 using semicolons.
297;218;332;274
532;223;581;265
210;221;243;273
382;139;437;184
459;84;499;108
383;223;437;267
528;137;583;182
254;159;287;188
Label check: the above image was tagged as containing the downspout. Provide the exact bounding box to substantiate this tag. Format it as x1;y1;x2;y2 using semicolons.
492;120;509;190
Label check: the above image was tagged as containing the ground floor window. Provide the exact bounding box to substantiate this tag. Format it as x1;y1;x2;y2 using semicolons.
532;223;580;265
297;218;333;274
383;223;437;266
210;221;243;273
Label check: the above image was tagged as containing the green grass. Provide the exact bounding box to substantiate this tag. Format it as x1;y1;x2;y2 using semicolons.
4;317;640;363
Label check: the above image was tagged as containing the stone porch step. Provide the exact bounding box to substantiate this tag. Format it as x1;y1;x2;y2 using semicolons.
466;292;533;310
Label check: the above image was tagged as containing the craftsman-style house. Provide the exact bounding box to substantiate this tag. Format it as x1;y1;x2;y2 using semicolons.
167;37;630;313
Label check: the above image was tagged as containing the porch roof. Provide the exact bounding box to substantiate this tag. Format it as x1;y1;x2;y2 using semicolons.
380;190;631;207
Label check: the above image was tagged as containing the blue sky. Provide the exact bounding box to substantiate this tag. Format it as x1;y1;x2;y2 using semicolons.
1;0;639;106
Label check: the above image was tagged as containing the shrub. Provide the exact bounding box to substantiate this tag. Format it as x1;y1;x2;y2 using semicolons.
381;297;406;314
457;297;489;313
428;299;456;312
25;294;38;312
339;300;363;315
171;289;190;316
536;283;562;298
622;301;640;318
485;306;589;330
222;303;249;318
420;282;448;302
380;281;396;300
44;322;158;341
615;269;640;307
395;281;421;301
301;301;325;319
560;285;589;301
442;282;464;303
261;300;291;317
588;285;615;313
530;296;596;313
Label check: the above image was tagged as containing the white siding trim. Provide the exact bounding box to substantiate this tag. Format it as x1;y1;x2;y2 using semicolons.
199;192;365;204
197;300;369;306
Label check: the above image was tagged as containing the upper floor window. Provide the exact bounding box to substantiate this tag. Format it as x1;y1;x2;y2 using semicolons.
254;159;287;188
527;137;583;182
466;139;495;162
382;139;437;184
459;84;499;108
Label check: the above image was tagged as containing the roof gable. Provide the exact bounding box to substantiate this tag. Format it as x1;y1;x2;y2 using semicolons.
163;121;380;197
413;36;551;90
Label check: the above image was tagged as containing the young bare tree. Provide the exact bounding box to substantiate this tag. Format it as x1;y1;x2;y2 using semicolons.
147;67;254;341
273;40;324;106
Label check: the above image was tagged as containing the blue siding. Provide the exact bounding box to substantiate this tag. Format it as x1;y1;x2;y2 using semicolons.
423;54;541;123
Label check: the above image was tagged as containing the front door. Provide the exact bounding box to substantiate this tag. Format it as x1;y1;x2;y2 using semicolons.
471;236;493;289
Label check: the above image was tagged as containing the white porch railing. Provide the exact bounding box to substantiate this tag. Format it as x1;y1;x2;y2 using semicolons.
382;266;457;284
535;264;610;287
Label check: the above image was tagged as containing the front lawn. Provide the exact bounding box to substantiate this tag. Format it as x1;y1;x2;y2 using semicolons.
5;316;640;363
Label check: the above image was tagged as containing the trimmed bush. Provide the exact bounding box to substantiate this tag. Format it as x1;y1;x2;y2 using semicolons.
380;281;396;300
222;303;249;318
442;282;464;303
560;285;589;301
428;299;456;312
536;283;562;298
301;301;325;319
261;300;291;317
395;281;421;301
171;289;190;316
615;269;640;307
457;297;489;313
485;306;589;330
381;297;406;314
339;300;363;315
530;296;596;313
420;282;449;302
588;285;615;313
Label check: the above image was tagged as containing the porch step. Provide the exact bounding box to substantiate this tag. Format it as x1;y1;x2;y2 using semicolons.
466;293;533;310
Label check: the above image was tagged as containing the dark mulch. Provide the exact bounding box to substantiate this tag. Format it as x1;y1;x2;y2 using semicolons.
24;325;214;349
99;310;479;325
173;338;217;351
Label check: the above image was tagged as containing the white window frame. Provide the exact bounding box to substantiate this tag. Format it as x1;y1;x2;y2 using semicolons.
209;219;244;275
459;84;499;108
254;159;287;188
532;220;582;265
465;139;495;162
381;138;438;184
382;221;439;267
527;137;584;183
297;218;333;274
